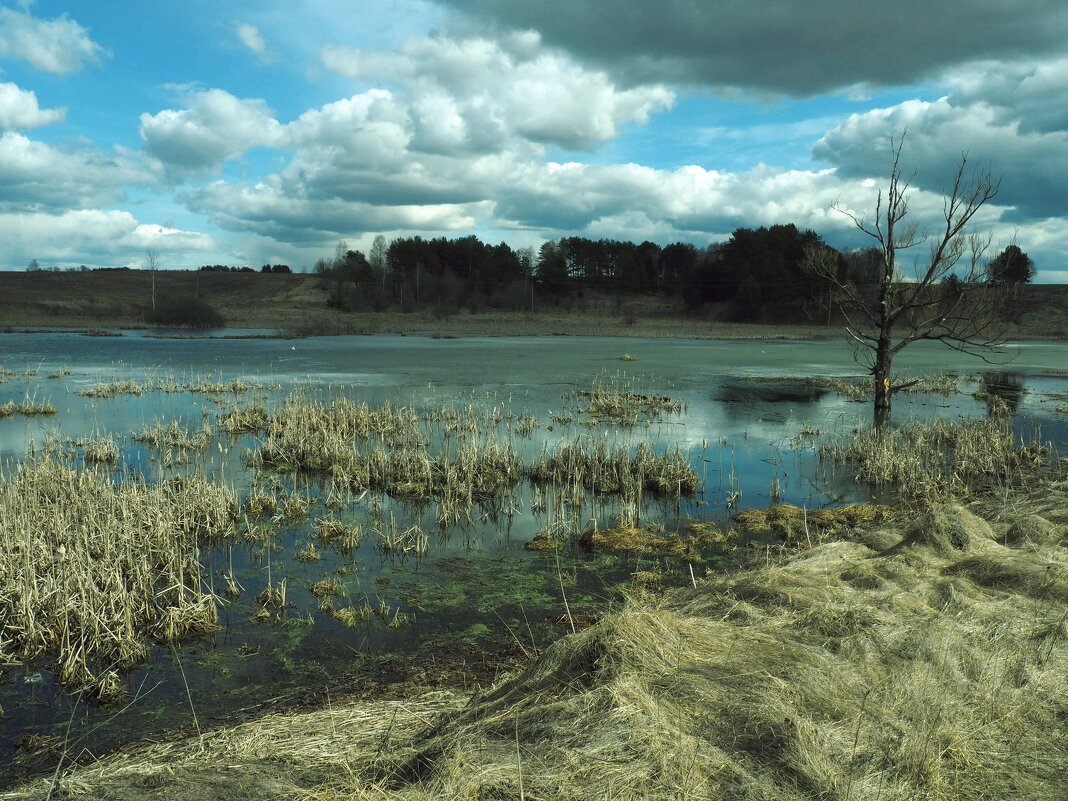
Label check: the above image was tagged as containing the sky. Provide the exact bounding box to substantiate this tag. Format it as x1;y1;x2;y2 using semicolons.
1;0;1067;281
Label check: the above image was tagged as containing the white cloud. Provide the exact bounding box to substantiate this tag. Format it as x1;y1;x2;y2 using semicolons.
140;88;286;175
0;6;106;75
814;90;1068;220
0;209;217;265
322;34;674;151
0;132;154;211
235;22;270;59
188;178;481;243
0;82;65;130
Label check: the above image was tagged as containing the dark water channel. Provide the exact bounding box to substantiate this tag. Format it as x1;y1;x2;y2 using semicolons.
1;331;1066;787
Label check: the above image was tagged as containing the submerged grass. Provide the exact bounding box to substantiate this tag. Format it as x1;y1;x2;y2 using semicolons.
0;459;239;701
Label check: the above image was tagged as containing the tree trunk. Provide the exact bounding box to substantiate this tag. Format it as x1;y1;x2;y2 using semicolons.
873;333;892;429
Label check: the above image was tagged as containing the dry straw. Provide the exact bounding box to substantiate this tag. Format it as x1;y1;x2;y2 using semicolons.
0;458;239;701
11;488;1066;800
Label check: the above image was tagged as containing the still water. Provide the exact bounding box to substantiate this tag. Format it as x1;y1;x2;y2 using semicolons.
0;331;1066;785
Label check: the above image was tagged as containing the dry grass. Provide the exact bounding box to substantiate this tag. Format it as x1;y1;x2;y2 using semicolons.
13;489;1066;801
0;398;57;417
579;520;728;561
821;417;1048;498
815;373;960;402
0;459;239;701
529;439;697;498
133;419;213;451
577;372;682;427
733;503;892;543
76;434;121;465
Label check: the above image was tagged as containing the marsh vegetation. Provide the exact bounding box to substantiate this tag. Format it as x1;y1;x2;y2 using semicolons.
0;332;1065;796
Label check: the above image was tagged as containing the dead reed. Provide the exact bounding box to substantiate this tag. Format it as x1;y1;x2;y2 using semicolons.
0;398;57;417
132;419;213;451
0;458;239;700
76;434;121;465
576;372;682;426
529;438;697;497
821;417;1047;498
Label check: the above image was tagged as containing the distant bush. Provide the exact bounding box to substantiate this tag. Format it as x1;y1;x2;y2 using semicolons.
148;296;225;328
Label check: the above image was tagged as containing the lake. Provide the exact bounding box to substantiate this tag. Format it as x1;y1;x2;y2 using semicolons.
1;331;1066;786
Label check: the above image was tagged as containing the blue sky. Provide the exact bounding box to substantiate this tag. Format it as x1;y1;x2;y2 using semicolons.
2;0;1067;280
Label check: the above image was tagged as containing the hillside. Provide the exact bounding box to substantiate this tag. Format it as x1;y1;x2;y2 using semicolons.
0;270;1066;339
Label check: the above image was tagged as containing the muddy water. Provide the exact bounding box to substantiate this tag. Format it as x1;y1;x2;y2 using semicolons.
1;331;1066;786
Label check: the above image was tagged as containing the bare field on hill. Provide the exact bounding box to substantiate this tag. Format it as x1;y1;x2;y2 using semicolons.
2;270;1066;339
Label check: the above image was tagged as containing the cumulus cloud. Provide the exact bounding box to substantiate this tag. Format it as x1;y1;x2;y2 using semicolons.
0;83;65;130
0;132;154;212
439;0;1068;96
0;6;106;75
322;34;674;151
814;77;1068;220
492;161;869;236
235;22;270;59
140;88;286;175
188;178;481;243
0;209;217;265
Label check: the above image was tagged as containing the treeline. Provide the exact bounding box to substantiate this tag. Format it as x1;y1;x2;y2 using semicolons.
319;225;860;322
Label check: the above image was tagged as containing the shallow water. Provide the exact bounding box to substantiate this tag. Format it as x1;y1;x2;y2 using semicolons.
1;331;1066;786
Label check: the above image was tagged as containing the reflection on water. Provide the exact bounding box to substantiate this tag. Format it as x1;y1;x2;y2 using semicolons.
978;371;1027;416
1;332;1067;787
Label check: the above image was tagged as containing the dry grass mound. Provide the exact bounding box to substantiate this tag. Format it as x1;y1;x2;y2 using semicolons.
9;496;1067;801
733;502;891;543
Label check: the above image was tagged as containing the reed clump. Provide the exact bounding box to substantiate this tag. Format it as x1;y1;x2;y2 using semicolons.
220;402;270;434
79;374;276;399
133;419;213;451
0;459;239;700
821;417;1047;498
76;434;121;465
378;518;429;557
0;398;57;417
530;439;697;497
77;378;151;398
816;373;959;401
576;372;682;426
261;394;423;462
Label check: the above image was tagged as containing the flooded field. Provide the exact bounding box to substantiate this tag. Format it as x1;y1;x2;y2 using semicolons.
1;331;1066;786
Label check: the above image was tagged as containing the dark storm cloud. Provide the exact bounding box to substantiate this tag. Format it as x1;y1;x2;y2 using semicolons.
441;0;1068;95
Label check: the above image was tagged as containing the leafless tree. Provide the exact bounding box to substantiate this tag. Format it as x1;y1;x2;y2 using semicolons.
803;134;1004;425
146;249;159;314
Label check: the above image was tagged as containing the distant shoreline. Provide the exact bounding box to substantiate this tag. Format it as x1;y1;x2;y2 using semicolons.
1;269;1065;340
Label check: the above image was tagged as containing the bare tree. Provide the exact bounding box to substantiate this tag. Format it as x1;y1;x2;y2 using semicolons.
146;249;159;314
804;134;1004;425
